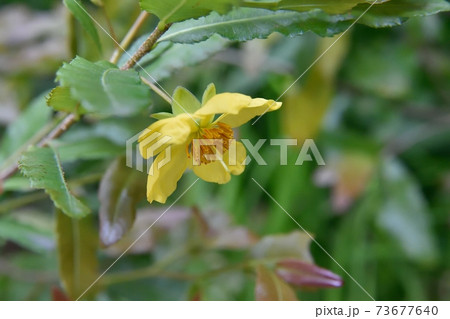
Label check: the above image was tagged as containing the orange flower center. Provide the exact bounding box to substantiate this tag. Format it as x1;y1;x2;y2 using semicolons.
187;122;234;165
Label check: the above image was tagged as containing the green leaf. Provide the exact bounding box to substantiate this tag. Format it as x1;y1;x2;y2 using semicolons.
244;0;377;14
18;146;90;219
47;86;84;114
63;0;102;52
99;157;146;246
0;216;54;253
159;8;352;44
377;158;438;264
160;1;450;44
56;56;152;116
252;231;313;262
56;209;98;300
139;0;239;24
355;0;450;27
255;265;298;301
172;86;202;115
54;137;123;162
0;93;52;171
142;35;228;82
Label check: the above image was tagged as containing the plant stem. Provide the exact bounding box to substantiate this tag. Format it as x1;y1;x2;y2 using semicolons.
66;9;78;58
37;114;78;147
120;23;172;70
110;11;150;64
141;76;172;104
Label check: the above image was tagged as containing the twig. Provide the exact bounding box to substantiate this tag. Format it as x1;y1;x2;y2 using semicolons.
110;11;150;64
37;114;78;147
141;76;172;104
120;23;172;70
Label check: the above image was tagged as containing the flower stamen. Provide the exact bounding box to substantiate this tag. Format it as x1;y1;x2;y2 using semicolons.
188;122;233;165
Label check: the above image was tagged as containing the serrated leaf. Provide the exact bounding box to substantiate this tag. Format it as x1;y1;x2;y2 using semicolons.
63;0;102;52
56;209;98;300
355;0;450;27
140;0;239;24
159;8;352;44
244;0;381;14
47;86;84;114
99;157;146;247
19;146;90;218
56;56;151;116
255;265;298;301
0;93;52;171
141;35;228;82
160;1;450;44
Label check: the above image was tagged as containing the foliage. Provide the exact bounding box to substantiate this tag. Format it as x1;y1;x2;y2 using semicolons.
0;0;449;301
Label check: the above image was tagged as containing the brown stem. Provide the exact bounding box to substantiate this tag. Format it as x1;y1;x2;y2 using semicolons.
110;11;150;64
141;76;172;104
120;23;172;70
37;114;77;147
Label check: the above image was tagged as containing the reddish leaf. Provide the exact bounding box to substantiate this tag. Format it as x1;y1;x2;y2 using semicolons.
276;259;343;289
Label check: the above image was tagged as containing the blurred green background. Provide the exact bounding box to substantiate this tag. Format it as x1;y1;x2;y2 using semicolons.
0;0;449;301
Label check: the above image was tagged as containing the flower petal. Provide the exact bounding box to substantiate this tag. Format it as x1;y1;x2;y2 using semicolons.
147;145;188;204
139;114;197;159
192;141;246;184
195;93;282;127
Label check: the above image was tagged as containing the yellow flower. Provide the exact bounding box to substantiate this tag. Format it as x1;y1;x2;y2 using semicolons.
139;83;281;204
